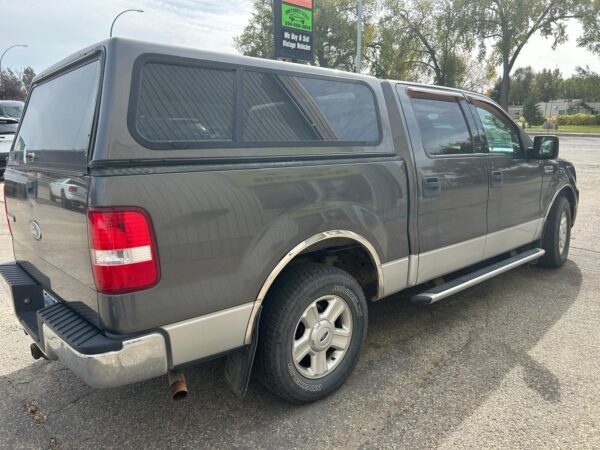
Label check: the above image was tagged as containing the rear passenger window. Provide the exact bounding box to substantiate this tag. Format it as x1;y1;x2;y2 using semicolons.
243;71;379;143
411;97;474;156
135;63;235;143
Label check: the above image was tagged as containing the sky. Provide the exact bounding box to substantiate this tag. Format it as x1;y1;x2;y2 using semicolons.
1;0;599;78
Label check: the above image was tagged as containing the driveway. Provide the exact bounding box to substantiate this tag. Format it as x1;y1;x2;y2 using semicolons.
0;136;598;449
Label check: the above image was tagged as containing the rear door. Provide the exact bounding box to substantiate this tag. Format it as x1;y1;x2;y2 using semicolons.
4;55;102;324
469;99;543;259
397;86;489;284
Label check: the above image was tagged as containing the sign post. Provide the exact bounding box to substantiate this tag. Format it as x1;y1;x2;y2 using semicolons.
274;0;314;62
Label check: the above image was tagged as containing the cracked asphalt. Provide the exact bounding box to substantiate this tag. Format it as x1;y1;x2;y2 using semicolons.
1;136;599;449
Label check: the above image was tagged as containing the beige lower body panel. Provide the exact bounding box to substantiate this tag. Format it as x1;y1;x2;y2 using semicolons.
162;302;254;367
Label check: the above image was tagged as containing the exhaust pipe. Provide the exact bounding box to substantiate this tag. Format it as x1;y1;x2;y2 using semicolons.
30;343;48;360
167;369;188;401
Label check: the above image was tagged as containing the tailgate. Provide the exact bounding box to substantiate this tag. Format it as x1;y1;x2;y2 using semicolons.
4;56;102;324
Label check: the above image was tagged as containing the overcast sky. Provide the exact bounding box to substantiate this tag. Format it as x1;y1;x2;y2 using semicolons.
1;0;599;78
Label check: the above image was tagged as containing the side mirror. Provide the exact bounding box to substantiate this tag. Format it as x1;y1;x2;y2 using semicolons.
530;135;559;160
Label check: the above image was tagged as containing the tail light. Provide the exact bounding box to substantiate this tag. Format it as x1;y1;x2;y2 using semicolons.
68;186;78;193
3;187;11;236
87;207;160;295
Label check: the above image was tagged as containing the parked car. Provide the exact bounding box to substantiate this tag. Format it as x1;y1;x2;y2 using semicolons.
0;39;578;404
0;116;20;178
48;178;87;208
0;100;24;119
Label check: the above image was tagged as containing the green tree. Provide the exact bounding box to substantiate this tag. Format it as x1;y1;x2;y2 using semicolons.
21;66;36;95
523;96;545;125
234;0;378;72
577;0;600;55
509;66;535;104
533;67;563;101
0;69;25;101
561;66;600;101
472;0;596;110
379;0;478;86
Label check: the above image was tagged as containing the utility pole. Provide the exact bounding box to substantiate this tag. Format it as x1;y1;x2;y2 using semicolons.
356;0;363;73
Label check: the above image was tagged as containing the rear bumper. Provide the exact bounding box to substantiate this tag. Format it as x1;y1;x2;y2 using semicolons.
0;261;168;388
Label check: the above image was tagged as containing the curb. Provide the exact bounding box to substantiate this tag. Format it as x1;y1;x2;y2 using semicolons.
526;131;600;138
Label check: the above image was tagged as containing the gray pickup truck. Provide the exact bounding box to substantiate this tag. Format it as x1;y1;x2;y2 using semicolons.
0;38;578;404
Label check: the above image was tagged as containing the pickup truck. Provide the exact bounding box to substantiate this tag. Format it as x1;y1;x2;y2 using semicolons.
0;38;578;404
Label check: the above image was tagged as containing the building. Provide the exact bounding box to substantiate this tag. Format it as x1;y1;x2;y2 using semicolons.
537;99;599;116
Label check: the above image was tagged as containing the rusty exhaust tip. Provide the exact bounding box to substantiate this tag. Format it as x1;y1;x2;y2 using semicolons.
30;343;47;360
167;370;188;401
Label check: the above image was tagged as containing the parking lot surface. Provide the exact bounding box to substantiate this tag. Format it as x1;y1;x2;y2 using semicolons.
0;136;599;449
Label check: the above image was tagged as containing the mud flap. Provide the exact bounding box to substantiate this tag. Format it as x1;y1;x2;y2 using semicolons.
224;307;261;397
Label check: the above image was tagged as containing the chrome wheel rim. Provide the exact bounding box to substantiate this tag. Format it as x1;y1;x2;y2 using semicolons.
558;211;568;255
292;295;352;379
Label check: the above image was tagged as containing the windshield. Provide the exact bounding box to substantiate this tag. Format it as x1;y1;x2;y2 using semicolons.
0;104;24;119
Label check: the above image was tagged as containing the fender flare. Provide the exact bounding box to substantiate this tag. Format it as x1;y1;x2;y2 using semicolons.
243;230;384;344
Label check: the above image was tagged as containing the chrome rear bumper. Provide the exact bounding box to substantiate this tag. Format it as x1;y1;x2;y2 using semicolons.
42;324;168;388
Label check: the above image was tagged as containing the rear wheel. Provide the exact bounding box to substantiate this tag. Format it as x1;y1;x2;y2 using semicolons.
257;263;368;404
539;196;571;268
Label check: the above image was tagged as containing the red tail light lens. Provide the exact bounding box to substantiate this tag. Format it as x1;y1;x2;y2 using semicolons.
87;207;160;295
68;186;77;193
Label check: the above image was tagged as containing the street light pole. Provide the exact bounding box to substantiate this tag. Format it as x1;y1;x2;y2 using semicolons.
0;44;28;73
356;0;363;73
110;9;144;38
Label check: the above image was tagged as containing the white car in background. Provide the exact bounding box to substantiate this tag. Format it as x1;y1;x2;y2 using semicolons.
49;178;88;208
0;101;24;178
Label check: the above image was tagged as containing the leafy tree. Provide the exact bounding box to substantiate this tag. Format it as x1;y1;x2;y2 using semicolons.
379;0;479;86
509;66;535;104
234;0;378;72
561;66;600;101
523;96;545;125
533;67;563;101
0;69;25;101
577;0;600;55
21;66;36;95
472;0;596;110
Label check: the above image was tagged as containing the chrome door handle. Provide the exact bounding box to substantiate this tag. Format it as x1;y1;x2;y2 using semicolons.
25;151;36;161
544;166;554;174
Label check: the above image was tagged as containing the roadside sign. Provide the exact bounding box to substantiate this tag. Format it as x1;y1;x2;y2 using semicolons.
274;0;314;62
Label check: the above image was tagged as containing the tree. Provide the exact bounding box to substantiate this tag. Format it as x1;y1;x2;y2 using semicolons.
577;0;600;55
472;0;596;110
379;0;479;86
522;96;545;125
234;0;379;72
561;66;600;101
509;66;535;104
0;69;25;101
533;67;563;101
21;66;36;95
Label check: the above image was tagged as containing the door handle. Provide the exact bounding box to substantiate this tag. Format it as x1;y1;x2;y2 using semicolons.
491;170;503;187
422;177;441;197
25;151;36;162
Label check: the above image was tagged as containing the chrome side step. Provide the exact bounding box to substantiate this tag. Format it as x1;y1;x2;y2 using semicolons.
411;248;545;305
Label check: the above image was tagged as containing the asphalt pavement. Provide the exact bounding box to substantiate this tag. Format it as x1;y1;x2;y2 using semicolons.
0;136;598;449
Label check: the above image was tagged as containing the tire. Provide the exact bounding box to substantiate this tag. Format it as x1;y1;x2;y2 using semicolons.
256;262;368;404
539;196;571;268
60;191;70;209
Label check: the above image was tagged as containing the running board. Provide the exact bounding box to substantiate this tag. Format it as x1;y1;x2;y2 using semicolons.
411;248;545;305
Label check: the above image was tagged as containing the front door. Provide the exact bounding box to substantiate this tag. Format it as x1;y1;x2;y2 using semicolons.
469;99;543;259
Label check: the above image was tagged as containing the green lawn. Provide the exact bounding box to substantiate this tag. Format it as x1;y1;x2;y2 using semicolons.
525;125;600;133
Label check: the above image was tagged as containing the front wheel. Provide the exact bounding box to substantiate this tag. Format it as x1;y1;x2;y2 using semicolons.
539;196;571;268
256;263;368;404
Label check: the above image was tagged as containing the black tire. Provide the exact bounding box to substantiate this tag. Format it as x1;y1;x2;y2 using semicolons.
60;191;70;209
539;196;571;268
256;262;368;404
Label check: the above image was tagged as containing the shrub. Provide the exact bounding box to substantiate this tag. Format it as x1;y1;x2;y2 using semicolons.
523;97;545;126
556;114;600;126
